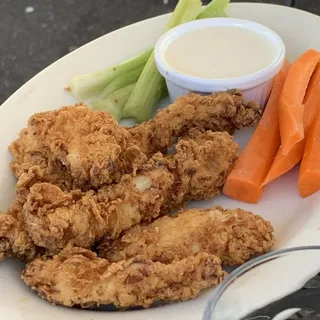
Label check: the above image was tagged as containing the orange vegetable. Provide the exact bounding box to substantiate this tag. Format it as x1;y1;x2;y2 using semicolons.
303;63;320;129
299;112;320;198
279;49;320;155
222;61;290;204
262;63;320;186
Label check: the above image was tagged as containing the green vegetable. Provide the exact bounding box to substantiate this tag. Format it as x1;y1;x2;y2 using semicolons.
90;84;135;122
98;65;144;99
165;0;202;31
122;58;166;122
91;82;168;121
216;10;228;17
69;48;152;100
197;0;229;19
215;10;228;17
122;0;202;123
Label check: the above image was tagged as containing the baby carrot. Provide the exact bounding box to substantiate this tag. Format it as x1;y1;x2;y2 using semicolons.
262;63;320;186
279;49;320;155
222;61;290;203
299;112;320;198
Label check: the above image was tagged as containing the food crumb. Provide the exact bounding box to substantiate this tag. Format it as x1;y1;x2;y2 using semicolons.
64;86;71;92
25;6;34;14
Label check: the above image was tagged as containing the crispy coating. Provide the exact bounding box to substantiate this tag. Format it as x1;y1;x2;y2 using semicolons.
0;202;38;262
129;90;261;155
22;247;226;309
171;128;239;203
22;131;238;254
99;206;275;266
10;91;258;191
23;166;174;254
10;128;76;192
10;104;146;189
14;165;74;205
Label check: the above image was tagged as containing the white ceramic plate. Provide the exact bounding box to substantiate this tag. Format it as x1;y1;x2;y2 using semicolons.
1;3;320;320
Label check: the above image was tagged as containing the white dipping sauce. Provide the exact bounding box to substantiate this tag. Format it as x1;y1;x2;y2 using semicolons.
164;26;276;79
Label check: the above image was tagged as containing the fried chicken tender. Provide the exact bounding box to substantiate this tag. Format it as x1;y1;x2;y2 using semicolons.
0;202;38;261
129;90;261;155
98;207;275;266
22;131;238;254
10;91;258;191
22;247;226;309
23;168;174;254
10;104;146;189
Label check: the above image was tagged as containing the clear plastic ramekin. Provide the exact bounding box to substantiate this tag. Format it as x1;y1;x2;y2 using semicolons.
155;18;286;107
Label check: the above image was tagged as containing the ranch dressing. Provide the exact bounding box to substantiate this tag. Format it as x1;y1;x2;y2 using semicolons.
164;26;276;79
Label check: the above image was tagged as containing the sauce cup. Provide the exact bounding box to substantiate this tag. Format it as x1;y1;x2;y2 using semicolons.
154;18;286;107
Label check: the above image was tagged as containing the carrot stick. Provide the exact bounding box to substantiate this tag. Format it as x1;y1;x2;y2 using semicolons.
299;112;320;198
222;61;290;204
262;63;320;186
279;49;320;155
303;63;320;130
262;143;304;186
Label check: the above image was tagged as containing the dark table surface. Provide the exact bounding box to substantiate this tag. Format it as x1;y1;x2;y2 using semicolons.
0;0;319;104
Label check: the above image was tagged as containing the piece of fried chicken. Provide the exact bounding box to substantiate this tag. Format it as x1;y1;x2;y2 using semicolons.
22;130;238;254
22;247;226;309
99;206;275;266
10;91;259;190
0;202;39;262
129;90;261;156
10;103;143;190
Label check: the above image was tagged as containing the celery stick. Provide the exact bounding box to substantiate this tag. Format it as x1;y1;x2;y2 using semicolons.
123;0;202;123
69;48;152;100
90;84;135;121
166;0;202;31
98;65;144;99
91;81;168;122
123;59;167;122
196;0;229;19
216;10;228;17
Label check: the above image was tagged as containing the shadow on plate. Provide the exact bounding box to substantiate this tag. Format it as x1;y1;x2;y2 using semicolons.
75;300;173;312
